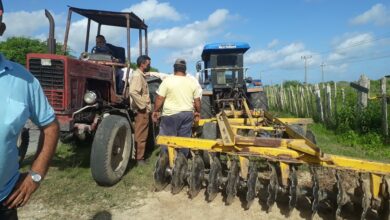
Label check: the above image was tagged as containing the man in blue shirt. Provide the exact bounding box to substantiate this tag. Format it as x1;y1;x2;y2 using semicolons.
0;2;59;219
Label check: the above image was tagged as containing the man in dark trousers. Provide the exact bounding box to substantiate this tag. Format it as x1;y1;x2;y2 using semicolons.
129;55;152;164
0;1;59;219
152;59;201;156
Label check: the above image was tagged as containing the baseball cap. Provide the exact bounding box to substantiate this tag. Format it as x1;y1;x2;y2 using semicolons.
174;58;186;67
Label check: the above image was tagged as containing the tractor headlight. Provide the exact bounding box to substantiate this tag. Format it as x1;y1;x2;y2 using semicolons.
83;91;97;104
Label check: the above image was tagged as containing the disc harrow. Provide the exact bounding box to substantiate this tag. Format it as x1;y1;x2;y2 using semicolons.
153;99;390;219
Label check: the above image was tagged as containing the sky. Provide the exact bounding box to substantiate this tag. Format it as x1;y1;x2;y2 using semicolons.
2;0;390;85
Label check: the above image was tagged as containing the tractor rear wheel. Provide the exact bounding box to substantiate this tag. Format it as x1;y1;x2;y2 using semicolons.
201;95;213;119
201;122;217;168
249;91;268;111
91;115;132;186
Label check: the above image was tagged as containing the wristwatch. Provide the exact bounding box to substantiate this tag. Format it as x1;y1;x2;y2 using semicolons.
29;170;42;184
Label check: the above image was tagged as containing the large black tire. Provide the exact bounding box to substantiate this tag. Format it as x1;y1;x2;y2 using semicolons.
201;122;217;168
249;91;268;111
201;95;213;119
289;124;317;144
91;115;132;186
17;127;29;164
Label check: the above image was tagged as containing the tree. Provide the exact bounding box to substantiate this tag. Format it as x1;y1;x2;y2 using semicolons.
0;37;67;65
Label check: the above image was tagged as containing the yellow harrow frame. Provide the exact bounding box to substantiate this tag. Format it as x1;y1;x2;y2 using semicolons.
154;99;390;219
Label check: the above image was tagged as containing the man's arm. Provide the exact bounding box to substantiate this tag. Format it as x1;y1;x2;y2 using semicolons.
4;119;59;208
129;74;147;111
194;97;201;113
152;95;165;123
193;97;201;123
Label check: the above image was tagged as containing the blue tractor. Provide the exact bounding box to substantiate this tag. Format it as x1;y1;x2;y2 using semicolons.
196;42;268;118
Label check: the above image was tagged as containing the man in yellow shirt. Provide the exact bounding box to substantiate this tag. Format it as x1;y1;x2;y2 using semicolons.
152;59;201;156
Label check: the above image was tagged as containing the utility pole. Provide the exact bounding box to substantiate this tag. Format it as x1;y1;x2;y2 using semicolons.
320;62;326;83
301;55;312;84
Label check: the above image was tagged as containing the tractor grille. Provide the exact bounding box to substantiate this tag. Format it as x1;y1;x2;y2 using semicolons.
29;58;65;110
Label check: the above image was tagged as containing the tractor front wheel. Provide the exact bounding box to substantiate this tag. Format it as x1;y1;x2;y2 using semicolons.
91;115;132;186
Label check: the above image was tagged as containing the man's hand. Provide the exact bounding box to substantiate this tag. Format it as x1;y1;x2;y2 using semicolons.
152;111;160;123
194;112;201;123
3;173;39;209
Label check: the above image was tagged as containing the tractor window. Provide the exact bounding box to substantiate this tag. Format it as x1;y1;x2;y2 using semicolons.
216;70;235;84
217;55;237;67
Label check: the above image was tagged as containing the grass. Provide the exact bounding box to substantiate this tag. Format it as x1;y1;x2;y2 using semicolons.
19;116;390;219
271;110;390;163
309;123;390;163
20;142;158;219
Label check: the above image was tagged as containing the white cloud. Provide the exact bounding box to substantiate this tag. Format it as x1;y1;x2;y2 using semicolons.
148;9;229;49
3;10;49;38
246;50;277;64
167;44;204;63
267;39;279;48
246;41;319;70
334;33;374;50
123;0;181;21
327;33;374;63
350;3;390;26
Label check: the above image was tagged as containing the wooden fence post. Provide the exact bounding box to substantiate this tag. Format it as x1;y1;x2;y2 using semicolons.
303;86;309;117
314;84;324;122
334;82;338;126
280;84;285;111
381;77;388;138
325;84;332;123
358;74;370;110
291;87;298;115
288;87;293;113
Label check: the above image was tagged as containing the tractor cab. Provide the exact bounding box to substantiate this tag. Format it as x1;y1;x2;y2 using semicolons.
196;42;267;118
197;42;249;90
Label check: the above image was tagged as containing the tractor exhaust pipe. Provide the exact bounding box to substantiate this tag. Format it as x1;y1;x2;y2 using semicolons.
45;9;56;54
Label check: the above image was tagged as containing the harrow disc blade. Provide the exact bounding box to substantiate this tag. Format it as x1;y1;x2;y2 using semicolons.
245;163;258;210
267;162;279;212
189;153;205;199
171;152;188;195
154;150;170;191
359;174;372;220
335;170;350;220
310;166;320;217
225;159;240;205
207;155;222;202
288;165;298;216
381;178;390;220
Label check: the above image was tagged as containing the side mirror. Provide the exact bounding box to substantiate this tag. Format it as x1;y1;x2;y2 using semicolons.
196;61;202;72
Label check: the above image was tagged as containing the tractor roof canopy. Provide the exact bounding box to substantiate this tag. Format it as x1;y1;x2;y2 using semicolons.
69;6;147;29
201;42;250;61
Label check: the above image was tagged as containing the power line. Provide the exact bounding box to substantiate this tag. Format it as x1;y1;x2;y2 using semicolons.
312;32;390;56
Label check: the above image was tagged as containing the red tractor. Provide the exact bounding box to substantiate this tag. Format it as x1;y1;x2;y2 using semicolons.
26;7;158;186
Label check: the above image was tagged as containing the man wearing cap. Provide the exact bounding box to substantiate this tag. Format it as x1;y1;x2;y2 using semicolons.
129;55;152;164
152;59;201;156
0;1;59;219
